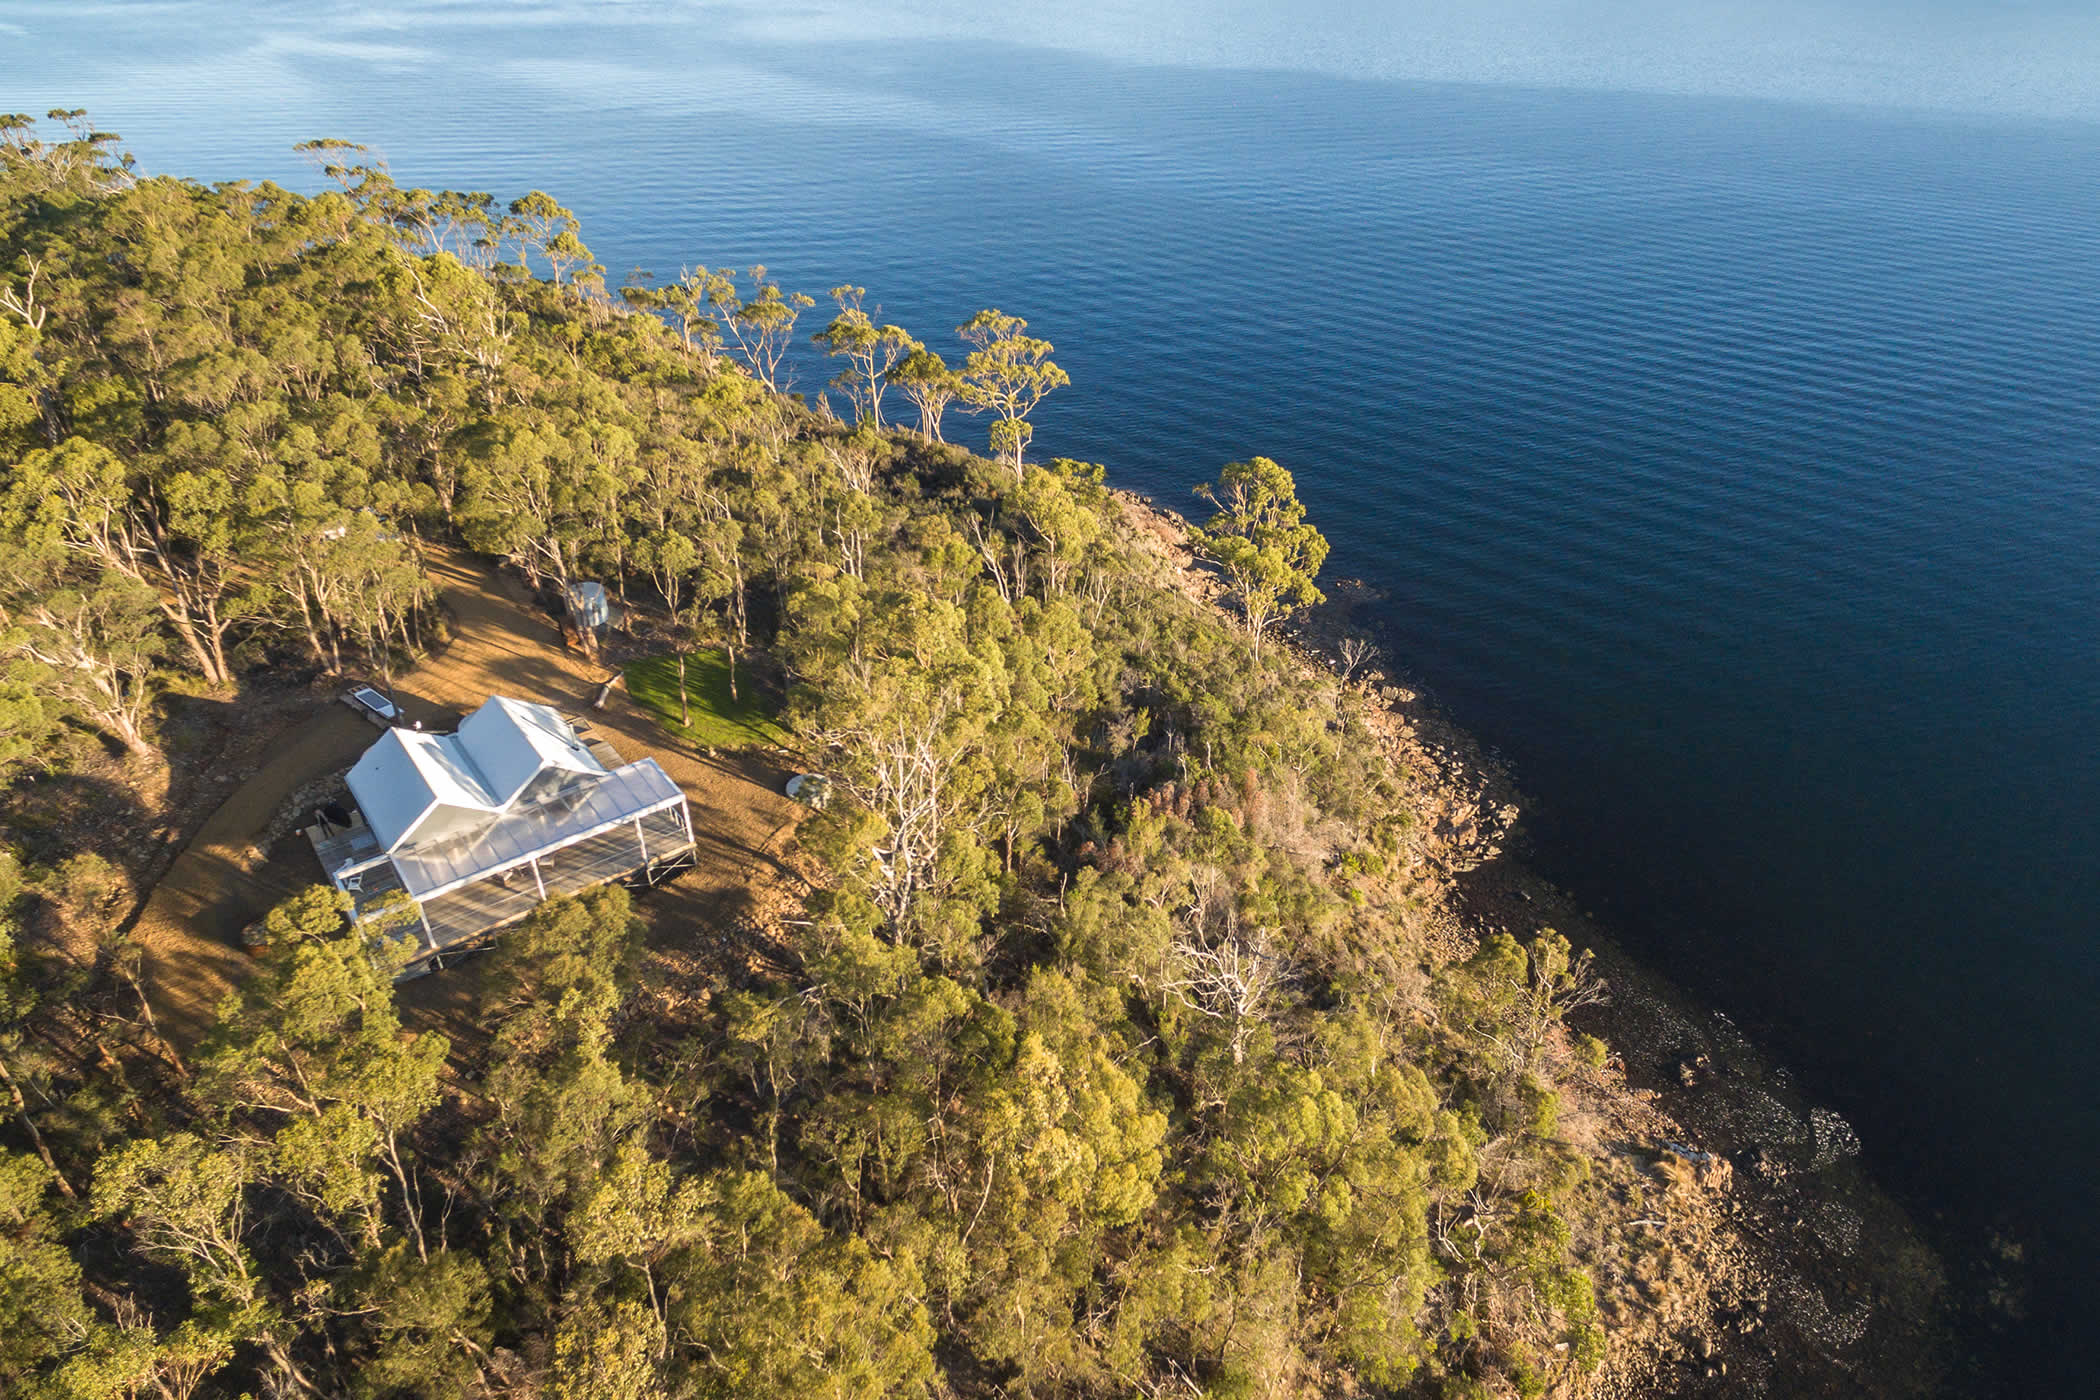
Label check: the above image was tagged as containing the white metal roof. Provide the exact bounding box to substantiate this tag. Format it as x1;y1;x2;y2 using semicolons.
348;730;486;850
457;696;603;806
346;695;609;853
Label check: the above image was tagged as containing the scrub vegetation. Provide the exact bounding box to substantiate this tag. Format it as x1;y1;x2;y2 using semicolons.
0;114;1632;1398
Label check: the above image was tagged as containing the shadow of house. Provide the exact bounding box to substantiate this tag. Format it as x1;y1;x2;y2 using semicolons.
1;768;158;871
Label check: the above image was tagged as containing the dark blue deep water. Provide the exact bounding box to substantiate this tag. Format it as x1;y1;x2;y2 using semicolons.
11;2;2100;1389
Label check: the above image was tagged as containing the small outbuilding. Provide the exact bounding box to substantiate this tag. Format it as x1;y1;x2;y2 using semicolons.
310;695;693;968
565;579;614;629
562;581;614;661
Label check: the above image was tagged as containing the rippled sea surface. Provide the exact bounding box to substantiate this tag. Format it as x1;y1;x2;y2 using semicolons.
11;3;2100;1390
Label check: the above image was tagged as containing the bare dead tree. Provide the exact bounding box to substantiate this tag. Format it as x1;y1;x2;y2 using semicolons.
0;255;48;330
964;511;1028;605
1337;634;1374;685
1163;869;1286;1064
1164;928;1283;1066
820;717;956;931
819;434;878;494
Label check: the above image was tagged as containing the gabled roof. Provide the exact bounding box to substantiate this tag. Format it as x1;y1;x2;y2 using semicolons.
457;696;601;807
346;696;609;854
347;729;488;851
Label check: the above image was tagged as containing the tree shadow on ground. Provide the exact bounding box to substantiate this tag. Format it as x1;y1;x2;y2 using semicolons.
2;768;159;872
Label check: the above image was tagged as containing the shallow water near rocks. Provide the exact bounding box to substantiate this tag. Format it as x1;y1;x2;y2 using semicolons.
10;3;2100;1390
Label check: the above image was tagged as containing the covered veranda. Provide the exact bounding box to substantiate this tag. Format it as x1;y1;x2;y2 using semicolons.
310;753;695;964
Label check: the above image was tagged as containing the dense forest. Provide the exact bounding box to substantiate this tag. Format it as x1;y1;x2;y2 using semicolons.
0;113;1647;1398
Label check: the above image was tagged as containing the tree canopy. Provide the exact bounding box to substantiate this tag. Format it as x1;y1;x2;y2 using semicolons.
0;116;1647;1400
1192;455;1331;658
954;309;1069;474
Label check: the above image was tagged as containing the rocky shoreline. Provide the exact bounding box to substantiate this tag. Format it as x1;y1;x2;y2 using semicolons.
1323;573;1956;1399
1116;489;1956;1397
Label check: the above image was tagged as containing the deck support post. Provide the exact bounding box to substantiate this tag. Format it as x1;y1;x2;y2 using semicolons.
417;904;438;952
680;798;694;845
528;857;548;901
634;816;650;868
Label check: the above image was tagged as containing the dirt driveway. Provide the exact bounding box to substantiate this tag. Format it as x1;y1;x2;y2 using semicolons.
133;548;804;1041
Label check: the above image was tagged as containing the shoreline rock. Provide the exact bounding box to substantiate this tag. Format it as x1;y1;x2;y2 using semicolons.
1112;486;1956;1397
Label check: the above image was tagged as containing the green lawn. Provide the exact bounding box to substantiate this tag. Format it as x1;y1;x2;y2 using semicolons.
624;652;790;750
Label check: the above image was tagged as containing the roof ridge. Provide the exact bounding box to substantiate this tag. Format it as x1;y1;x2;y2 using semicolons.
399;727;503;809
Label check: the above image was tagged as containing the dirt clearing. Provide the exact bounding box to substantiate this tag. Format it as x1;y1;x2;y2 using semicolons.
133;548;804;1042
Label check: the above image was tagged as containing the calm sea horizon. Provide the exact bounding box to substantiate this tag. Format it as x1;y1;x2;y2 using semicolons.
10;2;2100;1390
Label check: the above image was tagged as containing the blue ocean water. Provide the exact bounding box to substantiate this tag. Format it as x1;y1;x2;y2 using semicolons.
9;2;2100;1389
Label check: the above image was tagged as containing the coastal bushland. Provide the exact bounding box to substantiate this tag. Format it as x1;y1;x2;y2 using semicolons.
2;113;1631;1398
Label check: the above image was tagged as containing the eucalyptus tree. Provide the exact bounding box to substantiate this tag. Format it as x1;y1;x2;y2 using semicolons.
0;857;74;1199
638;528;703;724
0;274;52;455
660;1170;937;1399
887;346;963;442
193;886;447;1261
788;576;1008;940
334;518;431;703
253;461;407;672
0;1148;98;1384
1012;458;1107;598
294;137;397;211
811;286;915;428
0;252;49;346
378;245;513;409
454;418;578;586
622;265;735;365
0;667;45;774
507;190;600;288
688;486;748;700
955;309;1068;474
394;187;505;267
1190;455;1329;659
719;266;815;393
1;434;255;690
456;403;640;589
0;108;136;195
0;551;162;756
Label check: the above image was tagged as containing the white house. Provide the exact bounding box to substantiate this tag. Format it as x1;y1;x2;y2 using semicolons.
312;696;694;965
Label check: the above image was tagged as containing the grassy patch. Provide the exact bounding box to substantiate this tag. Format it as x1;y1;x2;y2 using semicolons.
624;652;790;751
